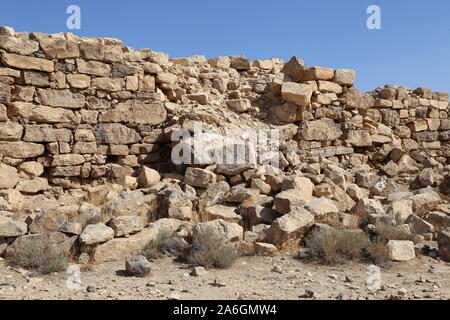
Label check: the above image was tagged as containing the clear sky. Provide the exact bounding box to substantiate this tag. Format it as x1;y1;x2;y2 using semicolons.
1;0;449;95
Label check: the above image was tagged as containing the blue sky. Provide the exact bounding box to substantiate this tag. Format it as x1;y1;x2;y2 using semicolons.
1;0;449;95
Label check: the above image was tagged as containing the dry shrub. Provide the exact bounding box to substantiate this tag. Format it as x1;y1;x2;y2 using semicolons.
9;241;69;275
367;239;390;265
187;227;238;269
305;228;370;264
141;228;173;260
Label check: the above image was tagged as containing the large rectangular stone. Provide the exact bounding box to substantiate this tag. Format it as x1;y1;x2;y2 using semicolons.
281;82;312;107
1;52;54;72
38;88;85;109
77;59;111;77
39;38;80;59
0;36;39;55
9;102;75;123
0;141;45;158
23;125;72;142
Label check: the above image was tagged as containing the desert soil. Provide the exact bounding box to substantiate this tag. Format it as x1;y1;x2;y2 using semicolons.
0;253;448;301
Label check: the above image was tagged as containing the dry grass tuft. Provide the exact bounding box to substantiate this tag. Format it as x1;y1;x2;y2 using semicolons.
141;228;174;260
187;227;238;269
9;241;69;275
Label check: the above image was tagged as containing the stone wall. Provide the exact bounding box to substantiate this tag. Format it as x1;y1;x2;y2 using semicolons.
0;26;449;197
1;26;450;262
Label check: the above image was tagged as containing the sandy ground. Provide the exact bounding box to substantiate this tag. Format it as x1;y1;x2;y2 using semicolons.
0;253;448;301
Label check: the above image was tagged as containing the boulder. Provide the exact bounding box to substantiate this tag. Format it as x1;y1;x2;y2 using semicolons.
125;255;151;277
281;82;312;107
79;224;114;245
437;228;450;261
265;207;314;248
90;219;183;262
192;219;243;243
387;240;416;261
5;232;76;257
274;189;311;214
254;242;278;256
138;166;161;188
0;216;27;238
204;205;241;223
109;216;144;237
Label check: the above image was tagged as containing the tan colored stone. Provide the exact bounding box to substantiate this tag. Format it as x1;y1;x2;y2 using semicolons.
0;36;39;55
0;122;23;141
1;52;54;72
0;141;45;158
38;89;85;109
0;164;18;189
281;82;312;107
333;69;356;86
39;38;79;59
76;59;111;77
66;74;91;89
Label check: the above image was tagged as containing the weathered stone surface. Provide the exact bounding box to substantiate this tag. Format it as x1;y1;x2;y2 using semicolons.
298;119;342;141
437;228;450;261
5;232;76;257
15;177;48;193
0;122;23;141
0;216;27;238
184;167;217;188
0;36;39;55
77;59;111;77
1;53;54;72
0;141;45;158
204;205;241;223
23;126;72;142
29;209;67;234
387;240;416;261
9;102;75;123
79;223;114;245
265;207;314;248
281;82;312;107
333;69;356;86
94;123;140;145
193;219;243;242
91;219;182;262
39;38;80;59
110;216;144;237
227;99;251;112
0;163;18;189
126;255;151;277
137;166;161;188
38;89;85;109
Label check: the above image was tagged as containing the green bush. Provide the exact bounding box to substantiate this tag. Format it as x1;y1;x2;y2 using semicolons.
187;227;238;269
141;228;174;260
9;241;69;275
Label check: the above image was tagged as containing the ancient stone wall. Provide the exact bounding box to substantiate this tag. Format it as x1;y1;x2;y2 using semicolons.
1;26;450;262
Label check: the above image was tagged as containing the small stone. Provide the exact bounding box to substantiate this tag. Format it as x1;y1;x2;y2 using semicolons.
86;285;97;293
272;265;282;274
190;266;207;277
